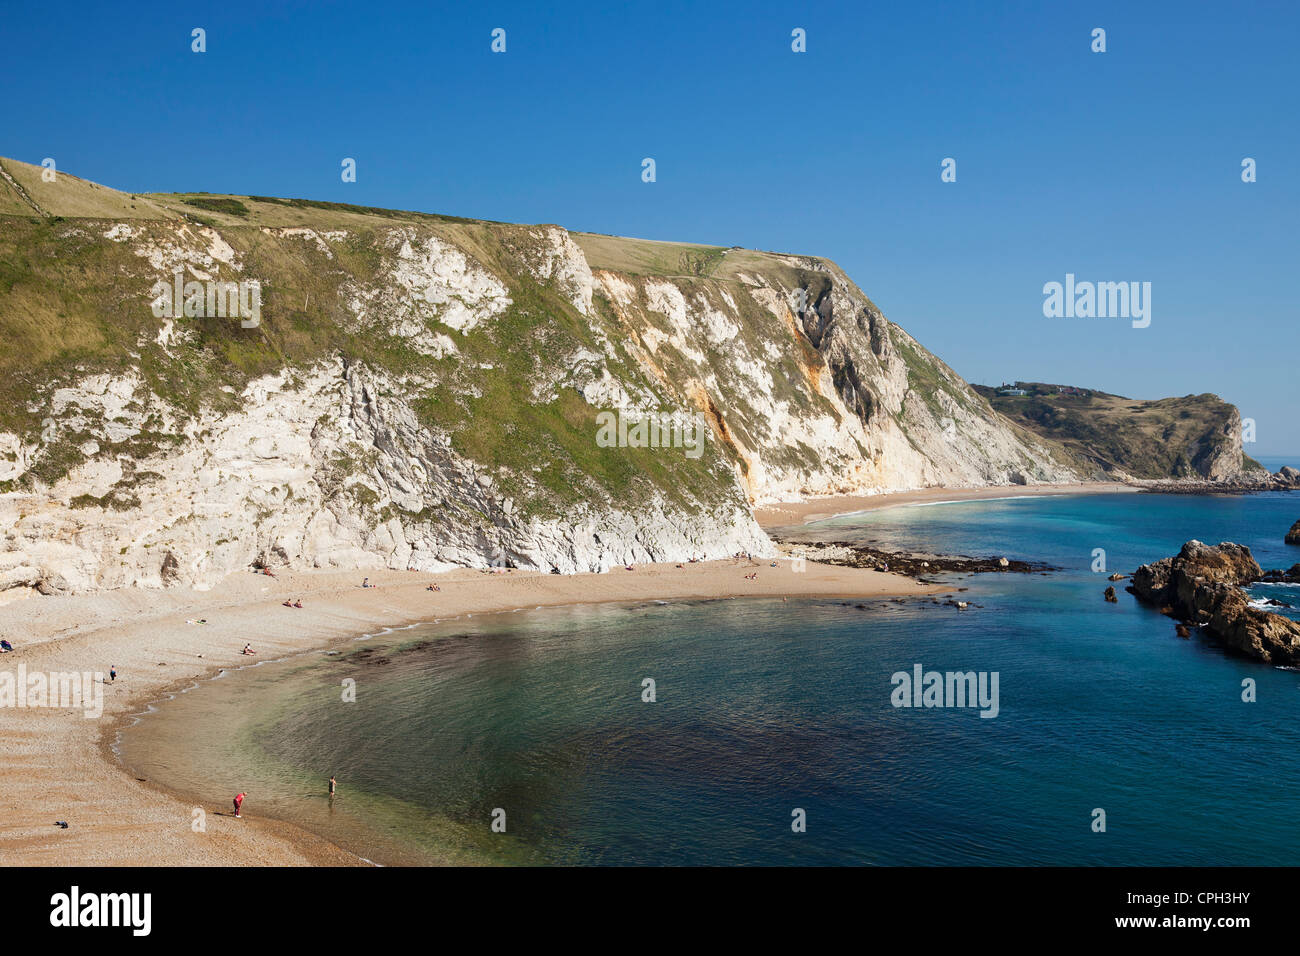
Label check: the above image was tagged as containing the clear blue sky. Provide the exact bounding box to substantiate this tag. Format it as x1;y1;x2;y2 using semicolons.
3;1;1297;453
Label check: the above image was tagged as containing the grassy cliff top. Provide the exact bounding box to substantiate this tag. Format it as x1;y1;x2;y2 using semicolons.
1;156;827;282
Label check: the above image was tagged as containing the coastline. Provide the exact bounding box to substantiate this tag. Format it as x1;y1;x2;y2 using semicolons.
0;556;938;867
753;481;1139;528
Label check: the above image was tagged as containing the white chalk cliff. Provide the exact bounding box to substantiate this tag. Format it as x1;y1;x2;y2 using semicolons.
0;170;1081;597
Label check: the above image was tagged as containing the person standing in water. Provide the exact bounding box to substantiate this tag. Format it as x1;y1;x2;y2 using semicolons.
233;792;246;818
328;776;336;797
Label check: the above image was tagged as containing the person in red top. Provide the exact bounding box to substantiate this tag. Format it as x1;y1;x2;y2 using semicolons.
233;792;246;818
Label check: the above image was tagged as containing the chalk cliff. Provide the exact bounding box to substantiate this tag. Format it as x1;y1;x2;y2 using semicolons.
1;157;1084;594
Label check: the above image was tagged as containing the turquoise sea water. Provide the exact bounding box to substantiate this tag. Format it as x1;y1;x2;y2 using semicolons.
119;489;1300;865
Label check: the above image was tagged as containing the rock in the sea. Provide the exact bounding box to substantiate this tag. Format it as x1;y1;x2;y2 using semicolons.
1176;623;1190;638
1108;572;1124;581
1131;540;1300;665
1104;585;1118;603
1259;563;1300;584
1131;539;1262;605
1286;520;1300;546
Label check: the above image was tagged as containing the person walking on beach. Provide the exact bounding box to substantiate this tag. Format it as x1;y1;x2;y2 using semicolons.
233;792;246;818
109;665;117;683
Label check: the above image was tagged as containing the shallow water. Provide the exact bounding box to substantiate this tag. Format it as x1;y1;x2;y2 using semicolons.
119;490;1300;865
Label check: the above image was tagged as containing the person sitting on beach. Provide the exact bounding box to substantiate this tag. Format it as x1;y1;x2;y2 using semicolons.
0;639;12;652
282;599;294;607
293;599;303;608
242;643;256;655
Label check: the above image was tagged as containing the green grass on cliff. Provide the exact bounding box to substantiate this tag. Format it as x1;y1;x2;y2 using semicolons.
0;191;743;515
571;233;729;277
412;276;737;518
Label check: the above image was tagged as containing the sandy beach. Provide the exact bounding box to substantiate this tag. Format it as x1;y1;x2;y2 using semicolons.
0;479;1140;867
754;481;1138;529
0;554;938;867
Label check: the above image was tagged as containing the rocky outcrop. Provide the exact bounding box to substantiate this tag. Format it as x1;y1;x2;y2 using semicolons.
1286;520;1300;546
1130;540;1300;665
774;539;1054;578
1136;468;1300;496
1260;564;1300;584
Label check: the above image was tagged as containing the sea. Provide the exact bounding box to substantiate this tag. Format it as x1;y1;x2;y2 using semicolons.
118;462;1300;866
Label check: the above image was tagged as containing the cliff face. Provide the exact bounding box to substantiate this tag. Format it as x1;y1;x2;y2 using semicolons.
0;157;1082;594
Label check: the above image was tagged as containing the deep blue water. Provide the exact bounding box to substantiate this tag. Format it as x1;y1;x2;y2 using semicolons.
120;490;1300;865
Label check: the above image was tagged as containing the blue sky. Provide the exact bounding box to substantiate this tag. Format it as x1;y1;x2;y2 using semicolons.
3;0;1297;453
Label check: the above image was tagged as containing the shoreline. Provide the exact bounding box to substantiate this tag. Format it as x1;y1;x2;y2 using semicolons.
0;556;939;867
753;481;1139;528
